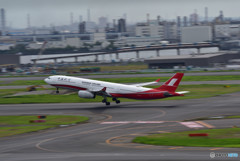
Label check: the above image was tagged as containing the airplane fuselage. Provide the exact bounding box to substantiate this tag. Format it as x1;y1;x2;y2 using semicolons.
45;75;171;100
44;73;187;105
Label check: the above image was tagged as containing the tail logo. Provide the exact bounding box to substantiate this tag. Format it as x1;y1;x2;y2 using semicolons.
168;78;177;86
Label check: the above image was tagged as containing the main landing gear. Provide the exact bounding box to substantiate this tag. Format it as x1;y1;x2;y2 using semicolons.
102;97;121;106
102;98;110;106
56;88;59;94
112;98;120;104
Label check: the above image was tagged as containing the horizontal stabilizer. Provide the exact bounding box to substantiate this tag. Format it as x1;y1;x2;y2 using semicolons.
133;79;160;87
176;91;189;94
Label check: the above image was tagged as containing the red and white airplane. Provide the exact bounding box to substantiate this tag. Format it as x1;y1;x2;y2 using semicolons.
44;73;188;105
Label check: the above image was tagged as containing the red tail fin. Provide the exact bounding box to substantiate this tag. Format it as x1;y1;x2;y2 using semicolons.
155;73;184;92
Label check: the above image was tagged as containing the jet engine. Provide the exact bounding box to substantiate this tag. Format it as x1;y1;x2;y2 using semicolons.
163;92;172;97
78;91;95;98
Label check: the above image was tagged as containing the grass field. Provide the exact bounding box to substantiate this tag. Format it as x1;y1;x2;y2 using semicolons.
0;115;89;137
133;128;240;148
1;75;240;86
0;84;240;104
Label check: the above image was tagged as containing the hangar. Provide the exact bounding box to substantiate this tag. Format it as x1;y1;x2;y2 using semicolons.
145;51;240;69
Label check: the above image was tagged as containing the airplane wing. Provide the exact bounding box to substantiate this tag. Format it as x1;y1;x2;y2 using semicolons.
132;79;160;87
90;87;111;96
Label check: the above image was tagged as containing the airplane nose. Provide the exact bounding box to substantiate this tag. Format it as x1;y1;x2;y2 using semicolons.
44;78;49;84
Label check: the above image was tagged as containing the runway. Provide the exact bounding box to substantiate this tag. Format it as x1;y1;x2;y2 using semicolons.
0;92;240;161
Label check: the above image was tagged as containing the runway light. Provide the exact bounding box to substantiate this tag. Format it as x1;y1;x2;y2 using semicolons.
29;120;46;123
224;85;231;88
38;116;46;119
188;133;208;137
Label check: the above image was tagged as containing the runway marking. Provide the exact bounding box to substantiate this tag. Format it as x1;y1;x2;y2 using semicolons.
169;147;183;150
101;121;164;124
179;122;204;128
36;123;126;152
96;114;113;123
210;148;223;150
195;121;215;128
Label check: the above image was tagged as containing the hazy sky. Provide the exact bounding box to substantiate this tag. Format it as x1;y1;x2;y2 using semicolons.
1;0;240;28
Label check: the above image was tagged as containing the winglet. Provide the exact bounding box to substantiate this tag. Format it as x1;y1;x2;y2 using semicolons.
155;79;160;83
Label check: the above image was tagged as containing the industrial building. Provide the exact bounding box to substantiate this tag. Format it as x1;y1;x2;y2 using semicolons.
181;26;212;43
0;8;6;36
145;51;240;69
214;23;240;40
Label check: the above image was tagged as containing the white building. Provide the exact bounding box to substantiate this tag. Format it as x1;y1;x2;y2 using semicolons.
214;24;240;39
163;22;178;40
65;38;82;48
181;26;212;43
47;41;67;48
0;43;15;50
0;36;16;50
93;32;106;42
135;21;164;38
34;29;52;35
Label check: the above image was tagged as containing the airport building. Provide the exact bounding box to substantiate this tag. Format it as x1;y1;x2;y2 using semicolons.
145;51;240;69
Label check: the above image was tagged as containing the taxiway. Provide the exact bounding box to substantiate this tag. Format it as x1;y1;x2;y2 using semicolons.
0;92;240;160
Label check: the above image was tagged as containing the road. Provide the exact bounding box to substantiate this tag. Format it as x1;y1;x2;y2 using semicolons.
0;92;240;161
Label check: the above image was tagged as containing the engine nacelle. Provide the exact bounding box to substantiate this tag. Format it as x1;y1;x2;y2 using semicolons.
78;91;95;99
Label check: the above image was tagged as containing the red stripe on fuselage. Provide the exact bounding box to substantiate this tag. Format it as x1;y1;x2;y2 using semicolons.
50;84;179;100
110;92;167;100
50;84;87;90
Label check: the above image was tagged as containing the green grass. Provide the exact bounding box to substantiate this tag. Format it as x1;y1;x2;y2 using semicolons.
98;75;240;83
133;128;240;148
0;84;240;104
0;115;89;137
0;115;89;125
0;126;55;137
0;89;27;97
0;80;46;86
0;75;240;86
1;75;240;86
225;116;240;119
162;84;240;100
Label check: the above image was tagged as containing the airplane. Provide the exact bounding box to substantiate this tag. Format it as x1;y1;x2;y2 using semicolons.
44;73;188;105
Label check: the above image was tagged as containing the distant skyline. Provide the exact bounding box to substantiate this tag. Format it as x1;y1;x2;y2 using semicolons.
1;0;240;29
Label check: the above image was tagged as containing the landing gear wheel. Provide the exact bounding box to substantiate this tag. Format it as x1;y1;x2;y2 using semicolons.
106;102;110;106
102;99;107;103
116;100;120;104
